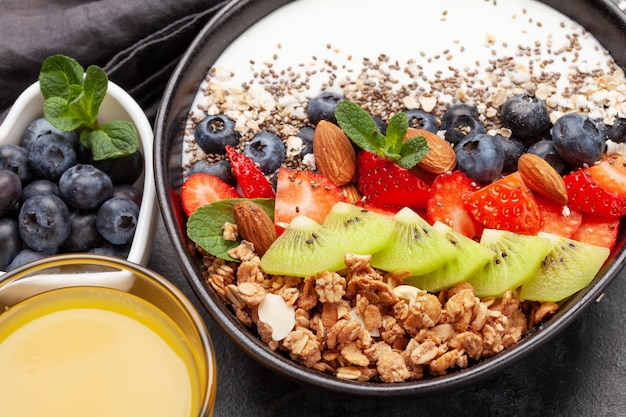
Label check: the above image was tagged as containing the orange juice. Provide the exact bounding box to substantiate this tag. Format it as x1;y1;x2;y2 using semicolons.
0;286;202;417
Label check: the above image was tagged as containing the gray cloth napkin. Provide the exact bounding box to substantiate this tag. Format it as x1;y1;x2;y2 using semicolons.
0;0;226;122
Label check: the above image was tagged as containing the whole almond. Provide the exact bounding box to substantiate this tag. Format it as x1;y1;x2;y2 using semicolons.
517;153;568;205
313;120;357;186
233;201;277;256
407;128;457;174
340;183;362;204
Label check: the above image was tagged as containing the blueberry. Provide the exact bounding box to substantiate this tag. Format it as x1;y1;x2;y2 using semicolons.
22;117;78;151
0;218;21;270
441;105;486;144
96;198;139;245
500;94;551;141
0;144;34;185
194;114;240;155
527;139;571;176
0;170;22;217
62;211;101;252
112;184;143;207
89;242;131;259
19;194;71;252
551;113;605;167
89;150;144;185
297;126;315;156
188;159;236;186
307;92;344;125
76;143;93;164
28;133;77;181
59;164;113;210
493;135;525;173
372;116;388;135
403;109;438;133
243;131;286;174
597;117;626;143
440;104;480;130
444;116;486;145
5;249;51;271
455;133;505;184
22;179;60;202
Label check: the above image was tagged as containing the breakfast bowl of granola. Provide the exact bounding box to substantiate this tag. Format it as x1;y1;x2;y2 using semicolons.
154;0;626;395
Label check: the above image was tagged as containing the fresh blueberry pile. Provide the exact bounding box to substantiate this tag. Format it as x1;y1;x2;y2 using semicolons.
0;117;144;271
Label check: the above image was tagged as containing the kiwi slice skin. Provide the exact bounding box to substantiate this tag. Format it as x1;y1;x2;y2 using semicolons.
405;221;495;292
260;215;346;277
322;202;395;255
519;232;610;302
468;228;553;298
370;208;458;276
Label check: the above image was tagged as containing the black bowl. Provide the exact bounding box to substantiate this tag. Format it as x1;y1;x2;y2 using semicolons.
154;0;626;396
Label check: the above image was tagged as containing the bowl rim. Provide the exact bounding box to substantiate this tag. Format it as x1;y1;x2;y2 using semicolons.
0;80;158;273
154;0;626;396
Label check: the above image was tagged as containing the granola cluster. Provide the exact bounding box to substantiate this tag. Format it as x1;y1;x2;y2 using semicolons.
202;242;558;382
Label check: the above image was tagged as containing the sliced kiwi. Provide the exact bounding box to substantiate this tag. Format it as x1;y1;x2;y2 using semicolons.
260;215;345;277
468;228;553;298
405;221;495;292
322;201;395;255
370;207;459;276
519;232;610;302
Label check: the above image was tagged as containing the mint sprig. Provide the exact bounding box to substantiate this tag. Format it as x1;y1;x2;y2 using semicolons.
38;54;138;161
335;100;430;169
187;198;275;262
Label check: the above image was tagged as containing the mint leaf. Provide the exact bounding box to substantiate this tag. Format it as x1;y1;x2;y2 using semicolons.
39;55;84;100
335;100;430;170
80;121;138;161
82;65;108;121
187;198;275;261
188;206;241;262
385;111;408;155
335;100;385;153
397;136;430;169
43;96;87;131
38;54;140;161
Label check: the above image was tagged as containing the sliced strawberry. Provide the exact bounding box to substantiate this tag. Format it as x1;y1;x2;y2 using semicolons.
586;154;626;195
226;145;275;198
354;201;400;217
180;172;242;217
426;170;483;238
564;166;626;218
535;194;582;238
570;213;620;249
463;172;542;235
274;167;347;228
357;150;431;210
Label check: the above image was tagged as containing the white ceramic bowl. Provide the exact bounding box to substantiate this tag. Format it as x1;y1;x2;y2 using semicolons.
0;81;158;274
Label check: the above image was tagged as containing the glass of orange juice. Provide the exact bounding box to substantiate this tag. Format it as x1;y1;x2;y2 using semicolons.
0;254;216;417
